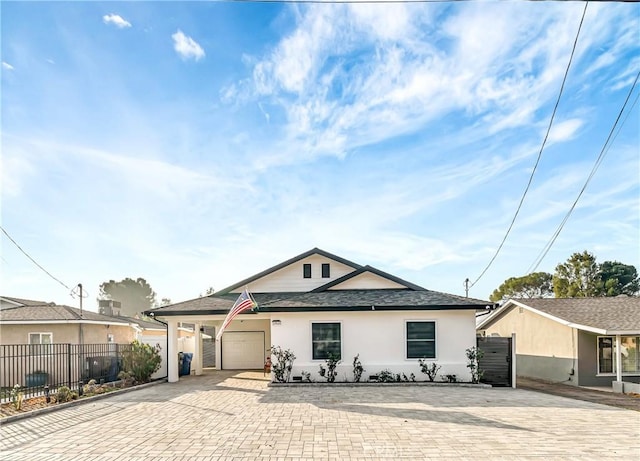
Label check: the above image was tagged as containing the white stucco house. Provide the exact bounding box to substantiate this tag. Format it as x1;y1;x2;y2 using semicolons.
146;248;491;383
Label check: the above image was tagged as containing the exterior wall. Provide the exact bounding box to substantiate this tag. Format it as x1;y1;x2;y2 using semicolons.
0;323;135;345
328;272;406;290
483;306;578;384
578;331;640;386
271;310;476;382
239;255;355;293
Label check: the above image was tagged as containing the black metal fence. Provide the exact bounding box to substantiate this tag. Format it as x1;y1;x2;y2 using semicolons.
1;343;133;400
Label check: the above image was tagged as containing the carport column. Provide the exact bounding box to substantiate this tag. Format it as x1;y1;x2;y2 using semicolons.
167;319;180;383
615;334;622;383
194;323;203;376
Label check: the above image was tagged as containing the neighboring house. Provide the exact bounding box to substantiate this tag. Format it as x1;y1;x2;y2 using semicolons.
0;299;137;345
476;297;640;388
0;297;139;388
147;248;491;383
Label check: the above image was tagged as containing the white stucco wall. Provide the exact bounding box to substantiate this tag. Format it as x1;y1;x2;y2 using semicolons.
270;309;476;382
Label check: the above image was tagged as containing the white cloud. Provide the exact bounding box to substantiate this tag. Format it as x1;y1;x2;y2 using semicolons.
172;30;205;61
2;61;14;70
103;13;132;29
547;118;584;144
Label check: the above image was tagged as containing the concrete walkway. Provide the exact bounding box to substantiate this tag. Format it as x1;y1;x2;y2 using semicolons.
1;370;639;460
518;377;640;412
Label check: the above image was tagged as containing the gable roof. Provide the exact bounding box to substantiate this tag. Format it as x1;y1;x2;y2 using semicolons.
0;303;133;325
311;265;426;292
216;248;362;295
477;297;640;334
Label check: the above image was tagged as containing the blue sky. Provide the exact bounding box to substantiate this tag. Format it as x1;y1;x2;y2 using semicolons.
1;1;639;310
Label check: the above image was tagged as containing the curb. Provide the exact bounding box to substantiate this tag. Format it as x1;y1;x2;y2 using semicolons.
268;382;493;388
0;378;167;425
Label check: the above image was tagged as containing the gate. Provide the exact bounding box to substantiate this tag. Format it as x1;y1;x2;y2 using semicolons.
477;336;512;387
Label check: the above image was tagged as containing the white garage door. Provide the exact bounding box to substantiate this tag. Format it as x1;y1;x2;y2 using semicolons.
221;331;265;370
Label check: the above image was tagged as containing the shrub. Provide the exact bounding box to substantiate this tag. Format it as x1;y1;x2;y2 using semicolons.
270;346;296;383
121;340;162;383
465;346;484;384
301;371;311;383
318;353;341;383
418;359;441;382
375;369;395;383
352;354;364;383
444;374;457;383
10;384;24;410
56;386;78;403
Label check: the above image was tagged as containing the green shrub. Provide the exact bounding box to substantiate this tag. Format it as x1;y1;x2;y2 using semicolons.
56;386;78;403
465;346;484;384
318;353;341;383
418;359;441;382
375;369;395;383
121;340;162;383
352;354;364;383
270;346;296;383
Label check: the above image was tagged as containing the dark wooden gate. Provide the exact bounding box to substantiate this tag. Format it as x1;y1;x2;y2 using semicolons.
477;336;512;387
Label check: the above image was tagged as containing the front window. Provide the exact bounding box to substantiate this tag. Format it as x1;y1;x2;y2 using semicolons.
29;332;52;354
406;321;436;359
598;336;640;374
312;323;341;360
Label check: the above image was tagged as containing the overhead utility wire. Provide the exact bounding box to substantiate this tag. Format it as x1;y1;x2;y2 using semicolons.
468;2;588;289
0;225;72;291
526;71;640;274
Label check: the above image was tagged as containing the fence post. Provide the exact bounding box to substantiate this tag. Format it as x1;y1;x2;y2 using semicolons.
67;343;72;388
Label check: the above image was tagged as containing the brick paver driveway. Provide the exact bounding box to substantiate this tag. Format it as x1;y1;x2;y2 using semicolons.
1;370;638;460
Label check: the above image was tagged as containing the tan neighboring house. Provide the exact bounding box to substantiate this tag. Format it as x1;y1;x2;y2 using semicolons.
0;296;137;346
477;297;640;392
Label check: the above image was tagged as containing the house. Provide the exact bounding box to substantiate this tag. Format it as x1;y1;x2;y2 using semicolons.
476;297;640;390
146;248;491;383
0;298;137;345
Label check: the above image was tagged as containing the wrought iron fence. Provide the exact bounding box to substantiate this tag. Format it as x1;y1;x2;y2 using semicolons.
1;343;133;400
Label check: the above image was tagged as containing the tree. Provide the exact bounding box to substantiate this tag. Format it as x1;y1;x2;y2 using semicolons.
490;272;553;302
553;251;601;298
199;287;215;298
158;298;172;307
98;277;157;317
599;261;640;296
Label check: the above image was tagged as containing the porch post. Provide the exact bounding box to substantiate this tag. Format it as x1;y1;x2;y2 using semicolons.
615;334;622;383
215;322;222;370
194;323;203;376
167;319;179;383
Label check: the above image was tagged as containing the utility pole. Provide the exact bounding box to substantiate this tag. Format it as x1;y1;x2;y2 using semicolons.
78;283;83;317
464;278;469;298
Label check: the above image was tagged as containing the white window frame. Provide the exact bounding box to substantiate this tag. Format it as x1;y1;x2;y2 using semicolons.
28;332;53;354
405;320;437;360
596;335;640;376
310;321;342;361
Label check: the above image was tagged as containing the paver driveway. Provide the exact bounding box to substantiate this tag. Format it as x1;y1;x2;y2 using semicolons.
1;370;638;460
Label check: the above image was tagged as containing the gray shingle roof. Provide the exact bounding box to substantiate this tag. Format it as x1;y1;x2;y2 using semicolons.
0;304;131;324
480;297;640;333
1;296;50;306
147;290;490;316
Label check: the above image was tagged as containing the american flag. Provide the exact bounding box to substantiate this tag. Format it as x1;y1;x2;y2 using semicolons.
215;289;257;341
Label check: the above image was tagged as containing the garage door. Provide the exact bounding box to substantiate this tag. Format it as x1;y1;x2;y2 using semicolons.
221;331;265;370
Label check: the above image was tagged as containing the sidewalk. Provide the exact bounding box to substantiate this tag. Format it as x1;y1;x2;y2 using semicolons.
518;377;640;412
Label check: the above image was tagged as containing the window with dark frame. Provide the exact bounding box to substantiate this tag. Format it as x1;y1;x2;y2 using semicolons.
303;263;312;278
598;335;640;374
406;321;436;359
322;263;330;278
312;323;341;360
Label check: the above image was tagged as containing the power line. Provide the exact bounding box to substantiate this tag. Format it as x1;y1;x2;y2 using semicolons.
468;2;588;289
0;225;72;291
526;71;640;274
223;0;615;3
